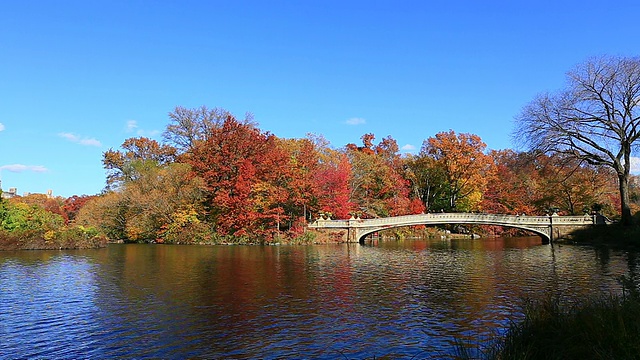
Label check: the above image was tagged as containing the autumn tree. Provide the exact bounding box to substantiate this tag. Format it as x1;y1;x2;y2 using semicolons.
8;193;65;219
346;134;422;217
315;153;354;219
291;134;354;219
482;150;539;214
184;114;289;239
119;161;206;242
75;192;128;241
421;130;494;212
62;195;96;224
273;137;322;228
78;161;205;243
530;154;619;216
103;137;177;188
93;136;206;242
515;56;640;225
483;150;620;218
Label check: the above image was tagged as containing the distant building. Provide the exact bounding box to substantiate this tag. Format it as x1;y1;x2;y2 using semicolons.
0;181;53;199
1;187;18;199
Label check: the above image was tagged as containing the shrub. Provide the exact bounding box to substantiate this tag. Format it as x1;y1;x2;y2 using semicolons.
459;288;640;360
1;202;64;232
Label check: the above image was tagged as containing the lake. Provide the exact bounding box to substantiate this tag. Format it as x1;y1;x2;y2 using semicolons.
0;237;636;359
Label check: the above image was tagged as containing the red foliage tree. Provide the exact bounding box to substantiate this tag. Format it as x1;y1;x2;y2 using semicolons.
184;115;289;238
62;195;97;224
315;154;354;219
482;150;538;214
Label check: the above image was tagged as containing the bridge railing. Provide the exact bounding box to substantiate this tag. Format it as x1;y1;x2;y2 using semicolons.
308;213;595;228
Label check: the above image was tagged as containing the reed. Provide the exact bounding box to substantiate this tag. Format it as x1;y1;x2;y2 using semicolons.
460;286;640;360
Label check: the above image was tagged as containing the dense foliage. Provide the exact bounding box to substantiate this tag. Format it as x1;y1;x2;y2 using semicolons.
65;105;631;244
0;193;107;250
3;103;636;246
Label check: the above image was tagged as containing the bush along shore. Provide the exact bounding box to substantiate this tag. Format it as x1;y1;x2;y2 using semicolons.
559;211;640;248
0;227;108;251
457;276;640;359
566;222;640;249
0;196;108;251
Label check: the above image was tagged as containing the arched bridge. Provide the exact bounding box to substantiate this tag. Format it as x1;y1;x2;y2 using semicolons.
308;213;601;244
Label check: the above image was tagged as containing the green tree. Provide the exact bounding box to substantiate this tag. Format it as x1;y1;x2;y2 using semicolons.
1;202;64;232
405;154;450;212
102;137;177;189
0;191;7;223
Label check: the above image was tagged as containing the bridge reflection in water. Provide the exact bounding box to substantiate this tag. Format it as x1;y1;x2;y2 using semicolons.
308;212;602;244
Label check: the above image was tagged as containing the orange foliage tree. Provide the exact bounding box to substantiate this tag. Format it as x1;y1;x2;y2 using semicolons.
483;150;620;217
62;195;97;224
421;130;495;212
481;150;539;214
530;153;619;216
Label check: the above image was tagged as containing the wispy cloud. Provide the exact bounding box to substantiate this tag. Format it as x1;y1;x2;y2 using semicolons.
58;132;102;147
126;120;136;132
0;164;48;173
126;120;160;137
401;144;416;152
0;123;5;131
345;117;366;125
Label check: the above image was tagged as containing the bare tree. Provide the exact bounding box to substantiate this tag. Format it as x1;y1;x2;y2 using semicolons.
163;106;255;153
515;56;640;225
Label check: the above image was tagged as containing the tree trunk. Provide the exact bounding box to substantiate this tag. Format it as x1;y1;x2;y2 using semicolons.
618;172;633;226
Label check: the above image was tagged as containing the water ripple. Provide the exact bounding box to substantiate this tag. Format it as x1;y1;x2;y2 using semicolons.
0;241;635;359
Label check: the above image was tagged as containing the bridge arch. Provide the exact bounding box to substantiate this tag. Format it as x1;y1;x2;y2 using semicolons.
354;222;551;244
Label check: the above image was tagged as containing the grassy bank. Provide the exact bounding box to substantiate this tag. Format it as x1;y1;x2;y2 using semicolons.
0;227;108;251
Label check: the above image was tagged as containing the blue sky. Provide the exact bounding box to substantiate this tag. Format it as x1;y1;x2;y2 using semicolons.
1;0;639;198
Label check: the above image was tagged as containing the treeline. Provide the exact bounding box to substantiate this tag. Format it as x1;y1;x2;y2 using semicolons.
68;106;632;244
3;105;636;245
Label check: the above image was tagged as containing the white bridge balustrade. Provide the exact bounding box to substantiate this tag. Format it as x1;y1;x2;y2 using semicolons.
308;212;602;244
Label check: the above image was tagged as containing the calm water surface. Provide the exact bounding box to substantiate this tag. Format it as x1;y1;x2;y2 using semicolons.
1;237;638;359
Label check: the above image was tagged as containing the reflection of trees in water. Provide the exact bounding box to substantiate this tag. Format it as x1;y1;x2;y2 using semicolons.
624;251;640;295
594;246;611;270
594;247;640;295
5;241;638;358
